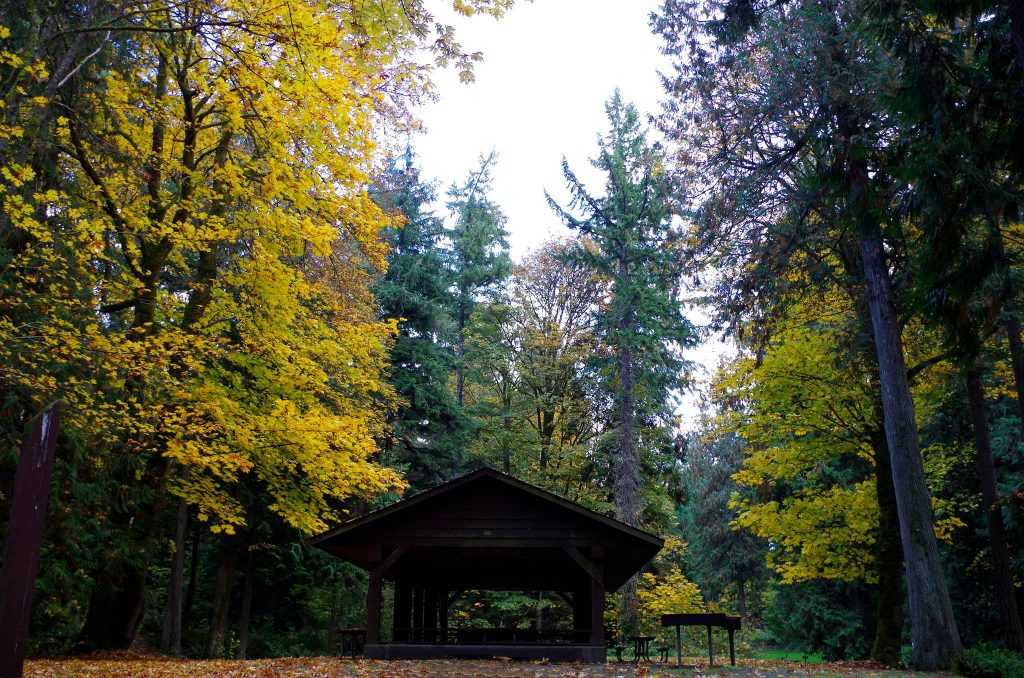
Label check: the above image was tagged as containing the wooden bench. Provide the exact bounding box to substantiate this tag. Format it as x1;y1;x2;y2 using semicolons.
661;613;741;666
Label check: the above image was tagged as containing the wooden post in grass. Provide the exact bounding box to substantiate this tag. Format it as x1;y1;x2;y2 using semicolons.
0;402;61;678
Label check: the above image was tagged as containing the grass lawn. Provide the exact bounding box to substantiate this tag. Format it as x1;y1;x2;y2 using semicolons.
23;656;956;677
751;650;825;664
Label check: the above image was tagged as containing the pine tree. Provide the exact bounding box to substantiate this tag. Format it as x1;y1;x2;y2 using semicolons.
548;91;696;633
677;428;765;617
447;152;512;408
652;0;963;665
861;0;1024;651
373;152;469;489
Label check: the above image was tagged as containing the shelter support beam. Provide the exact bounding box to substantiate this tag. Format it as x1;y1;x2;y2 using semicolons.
393;581;411;641
424;587;438;642
589;563;605;646
438;589;449;643
366;573;382;645
412;586;424;641
563;546;606;647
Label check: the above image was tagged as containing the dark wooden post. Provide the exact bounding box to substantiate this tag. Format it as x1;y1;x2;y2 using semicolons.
0;402;60;678
366;573;382;645
412;586;424;642
676;624;682;665
438;589;449;644
589;560;605;646
706;625;714;666
393;581;410;642
563;545;605;649
728;627;735;666
572;590;585;638
366;544;407;647
424;586;438;643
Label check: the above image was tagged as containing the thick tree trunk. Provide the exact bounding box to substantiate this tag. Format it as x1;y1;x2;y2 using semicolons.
613;250;641;634
160;500;188;656
615;337;640;634
77;569;146;651
183;518;201;627
871;428;905;666
857;218;961;669
0;403;61;678
208;543;239;658
964;364;1024;651
456;292;467;407
502;395;513;474
539;409;554;470
235;546;254;659
615;348;639;527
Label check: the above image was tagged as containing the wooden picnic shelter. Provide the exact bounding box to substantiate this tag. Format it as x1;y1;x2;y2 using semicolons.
311;467;663;662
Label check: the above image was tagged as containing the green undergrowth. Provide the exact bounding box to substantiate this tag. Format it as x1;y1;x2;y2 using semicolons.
956;644;1024;678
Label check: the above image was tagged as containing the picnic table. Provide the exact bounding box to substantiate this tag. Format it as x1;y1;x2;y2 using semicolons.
660;613;741;666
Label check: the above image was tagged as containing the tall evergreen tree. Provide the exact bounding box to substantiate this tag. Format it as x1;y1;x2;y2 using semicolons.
373;152;469;489
862;0;1024;651
548;91;696;632
653;0;963;665
448;153;512;409
677;428;766;617
447;152;513;408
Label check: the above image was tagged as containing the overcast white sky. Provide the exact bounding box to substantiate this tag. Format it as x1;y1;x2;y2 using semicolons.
414;0;667;256
412;1;730;426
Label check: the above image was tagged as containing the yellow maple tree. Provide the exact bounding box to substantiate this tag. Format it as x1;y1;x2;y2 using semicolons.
715;290;964;583
0;0;509;533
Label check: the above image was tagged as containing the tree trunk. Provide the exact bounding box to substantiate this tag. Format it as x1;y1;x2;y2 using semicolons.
964;364;1024;651
871;427;905;666
456;291;467;407
736;579;747;617
208;542;239;658
1004;317;1024;431
160;500;188;656
989;223;1024;436
614;253;641;634
0;402;61;678
235;546;254;659
539;409;554;471
183;518;201;627
615;339;640;635
615;347;640;527
857;217;961;669
76;569;146;651
502;393;513;474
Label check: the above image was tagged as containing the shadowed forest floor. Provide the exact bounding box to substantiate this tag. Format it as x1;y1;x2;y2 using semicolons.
22;656;956;677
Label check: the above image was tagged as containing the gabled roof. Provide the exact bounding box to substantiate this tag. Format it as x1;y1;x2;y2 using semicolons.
309;466;663;548
310;466;664;591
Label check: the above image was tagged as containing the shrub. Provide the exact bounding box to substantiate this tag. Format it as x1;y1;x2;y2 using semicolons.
762;580;873;661
956;644;1024;678
636;538;704;643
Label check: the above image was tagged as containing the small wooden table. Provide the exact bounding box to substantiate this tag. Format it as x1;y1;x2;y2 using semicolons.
629;634;655;662
660;613;741;666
